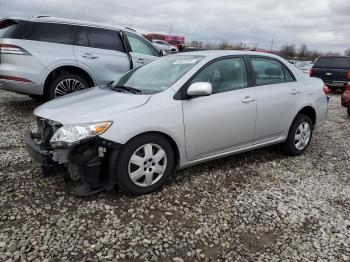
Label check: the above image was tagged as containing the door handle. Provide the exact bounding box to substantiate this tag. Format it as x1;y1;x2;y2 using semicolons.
82;53;98;59
290;89;300;95
241;96;256;104
137;58;146;64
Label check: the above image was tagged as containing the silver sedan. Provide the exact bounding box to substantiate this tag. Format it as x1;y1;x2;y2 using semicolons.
26;51;328;196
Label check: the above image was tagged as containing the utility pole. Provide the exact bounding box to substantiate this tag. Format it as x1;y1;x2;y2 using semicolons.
169;23;173;36
270;38;274;51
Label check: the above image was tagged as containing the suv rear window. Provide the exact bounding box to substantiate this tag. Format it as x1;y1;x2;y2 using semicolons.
27;23;75;45
314;57;350;68
76;27;124;52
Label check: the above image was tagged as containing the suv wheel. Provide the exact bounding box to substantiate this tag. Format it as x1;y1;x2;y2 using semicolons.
47;74;89;100
347;107;350;116
114;134;175;195
282;114;313;156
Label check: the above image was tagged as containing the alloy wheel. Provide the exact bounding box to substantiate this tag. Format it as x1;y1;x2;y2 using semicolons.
294;122;311;150
128;143;167;187
54;78;86;97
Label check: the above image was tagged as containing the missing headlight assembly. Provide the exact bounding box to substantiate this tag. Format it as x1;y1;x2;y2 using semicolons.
25;118;121;196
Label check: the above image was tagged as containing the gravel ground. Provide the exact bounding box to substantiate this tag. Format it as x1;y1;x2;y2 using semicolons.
0;90;349;262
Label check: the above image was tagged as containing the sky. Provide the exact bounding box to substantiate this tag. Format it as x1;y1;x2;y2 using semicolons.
0;0;349;53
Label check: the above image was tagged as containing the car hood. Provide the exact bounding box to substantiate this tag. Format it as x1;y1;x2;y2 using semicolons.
34;86;151;124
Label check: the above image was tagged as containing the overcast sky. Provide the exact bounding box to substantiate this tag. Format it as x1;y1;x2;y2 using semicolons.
0;0;349;53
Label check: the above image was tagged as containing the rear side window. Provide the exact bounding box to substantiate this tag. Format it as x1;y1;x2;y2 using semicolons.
0;20;17;37
76;27;124;52
251;57;294;86
314;57;350;68
0;20;32;39
27;23;75;45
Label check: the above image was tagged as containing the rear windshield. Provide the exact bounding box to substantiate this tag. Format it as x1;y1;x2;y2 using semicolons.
314;57;350;68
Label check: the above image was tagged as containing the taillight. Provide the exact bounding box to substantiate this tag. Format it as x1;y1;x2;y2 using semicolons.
309;69;314;77
323;85;330;95
0;44;30;55
346;84;350;91
347;70;350;80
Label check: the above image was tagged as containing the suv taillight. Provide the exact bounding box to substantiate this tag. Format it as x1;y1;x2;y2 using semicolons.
347;70;350;80
309;68;314;77
0;44;30;55
346;84;350;91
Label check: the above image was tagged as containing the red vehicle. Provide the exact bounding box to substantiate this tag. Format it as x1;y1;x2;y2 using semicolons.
341;84;350;116
144;33;185;51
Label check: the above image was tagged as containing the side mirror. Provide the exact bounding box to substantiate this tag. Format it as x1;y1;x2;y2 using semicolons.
160;50;167;56
187;82;212;97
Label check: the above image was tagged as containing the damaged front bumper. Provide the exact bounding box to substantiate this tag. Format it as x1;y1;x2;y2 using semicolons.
25;129;122;195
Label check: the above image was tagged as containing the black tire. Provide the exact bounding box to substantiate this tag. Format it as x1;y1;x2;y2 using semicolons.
28;94;45;101
347;107;350;116
114;134;175;195
281;114;313;156
46;74;89;101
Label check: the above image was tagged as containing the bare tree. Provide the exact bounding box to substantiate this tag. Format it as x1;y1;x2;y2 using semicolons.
345;48;350;56
280;44;296;60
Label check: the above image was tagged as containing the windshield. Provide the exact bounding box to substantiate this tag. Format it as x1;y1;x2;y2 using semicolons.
113;55;204;94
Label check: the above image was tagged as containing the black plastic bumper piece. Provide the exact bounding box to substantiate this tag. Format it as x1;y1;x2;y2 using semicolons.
24;130;67;177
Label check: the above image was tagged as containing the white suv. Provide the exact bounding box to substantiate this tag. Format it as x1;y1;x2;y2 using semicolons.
0;16;163;100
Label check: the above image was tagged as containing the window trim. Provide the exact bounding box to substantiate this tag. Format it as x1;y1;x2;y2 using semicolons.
174;55;253;100
247;55;296;87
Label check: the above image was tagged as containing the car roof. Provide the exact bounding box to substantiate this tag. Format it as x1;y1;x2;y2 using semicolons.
3;16;136;33
172;50;284;60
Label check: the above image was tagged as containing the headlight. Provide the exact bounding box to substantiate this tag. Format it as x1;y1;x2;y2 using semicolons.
50;121;112;147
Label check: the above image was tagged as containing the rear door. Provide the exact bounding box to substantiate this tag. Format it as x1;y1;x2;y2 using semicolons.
249;56;300;144
74;27;131;85
124;31;160;68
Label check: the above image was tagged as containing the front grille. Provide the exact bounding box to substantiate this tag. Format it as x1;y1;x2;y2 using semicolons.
37;118;61;145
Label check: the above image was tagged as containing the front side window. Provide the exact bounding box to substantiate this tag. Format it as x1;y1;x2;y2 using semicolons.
191;57;248;94
113;55;203;94
27;23;75;45
76;27;124;52
126;32;159;56
251;57;292;85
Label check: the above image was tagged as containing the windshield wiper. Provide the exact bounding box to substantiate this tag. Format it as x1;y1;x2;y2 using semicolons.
110;84;142;94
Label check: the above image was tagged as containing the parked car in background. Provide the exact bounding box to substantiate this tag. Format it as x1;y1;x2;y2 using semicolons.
310;56;350;91
0;16;163;100
341;85;350;116
295;61;313;75
151;39;178;53
25;51;328;196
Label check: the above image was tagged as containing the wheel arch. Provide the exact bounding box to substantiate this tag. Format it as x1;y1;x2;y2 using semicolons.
43;65;95;97
296;106;317;126
123;131;181;169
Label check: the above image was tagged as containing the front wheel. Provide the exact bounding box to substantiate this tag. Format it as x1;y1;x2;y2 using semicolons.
114;134;175;195
282;114;313;156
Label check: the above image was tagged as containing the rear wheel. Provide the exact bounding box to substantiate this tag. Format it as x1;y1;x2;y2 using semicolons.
46;74;89;100
347;107;350;116
114;134;175;195
282;114;313;156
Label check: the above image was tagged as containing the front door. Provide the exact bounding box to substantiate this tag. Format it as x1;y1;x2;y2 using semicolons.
182;57;257;161
124;32;160;68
